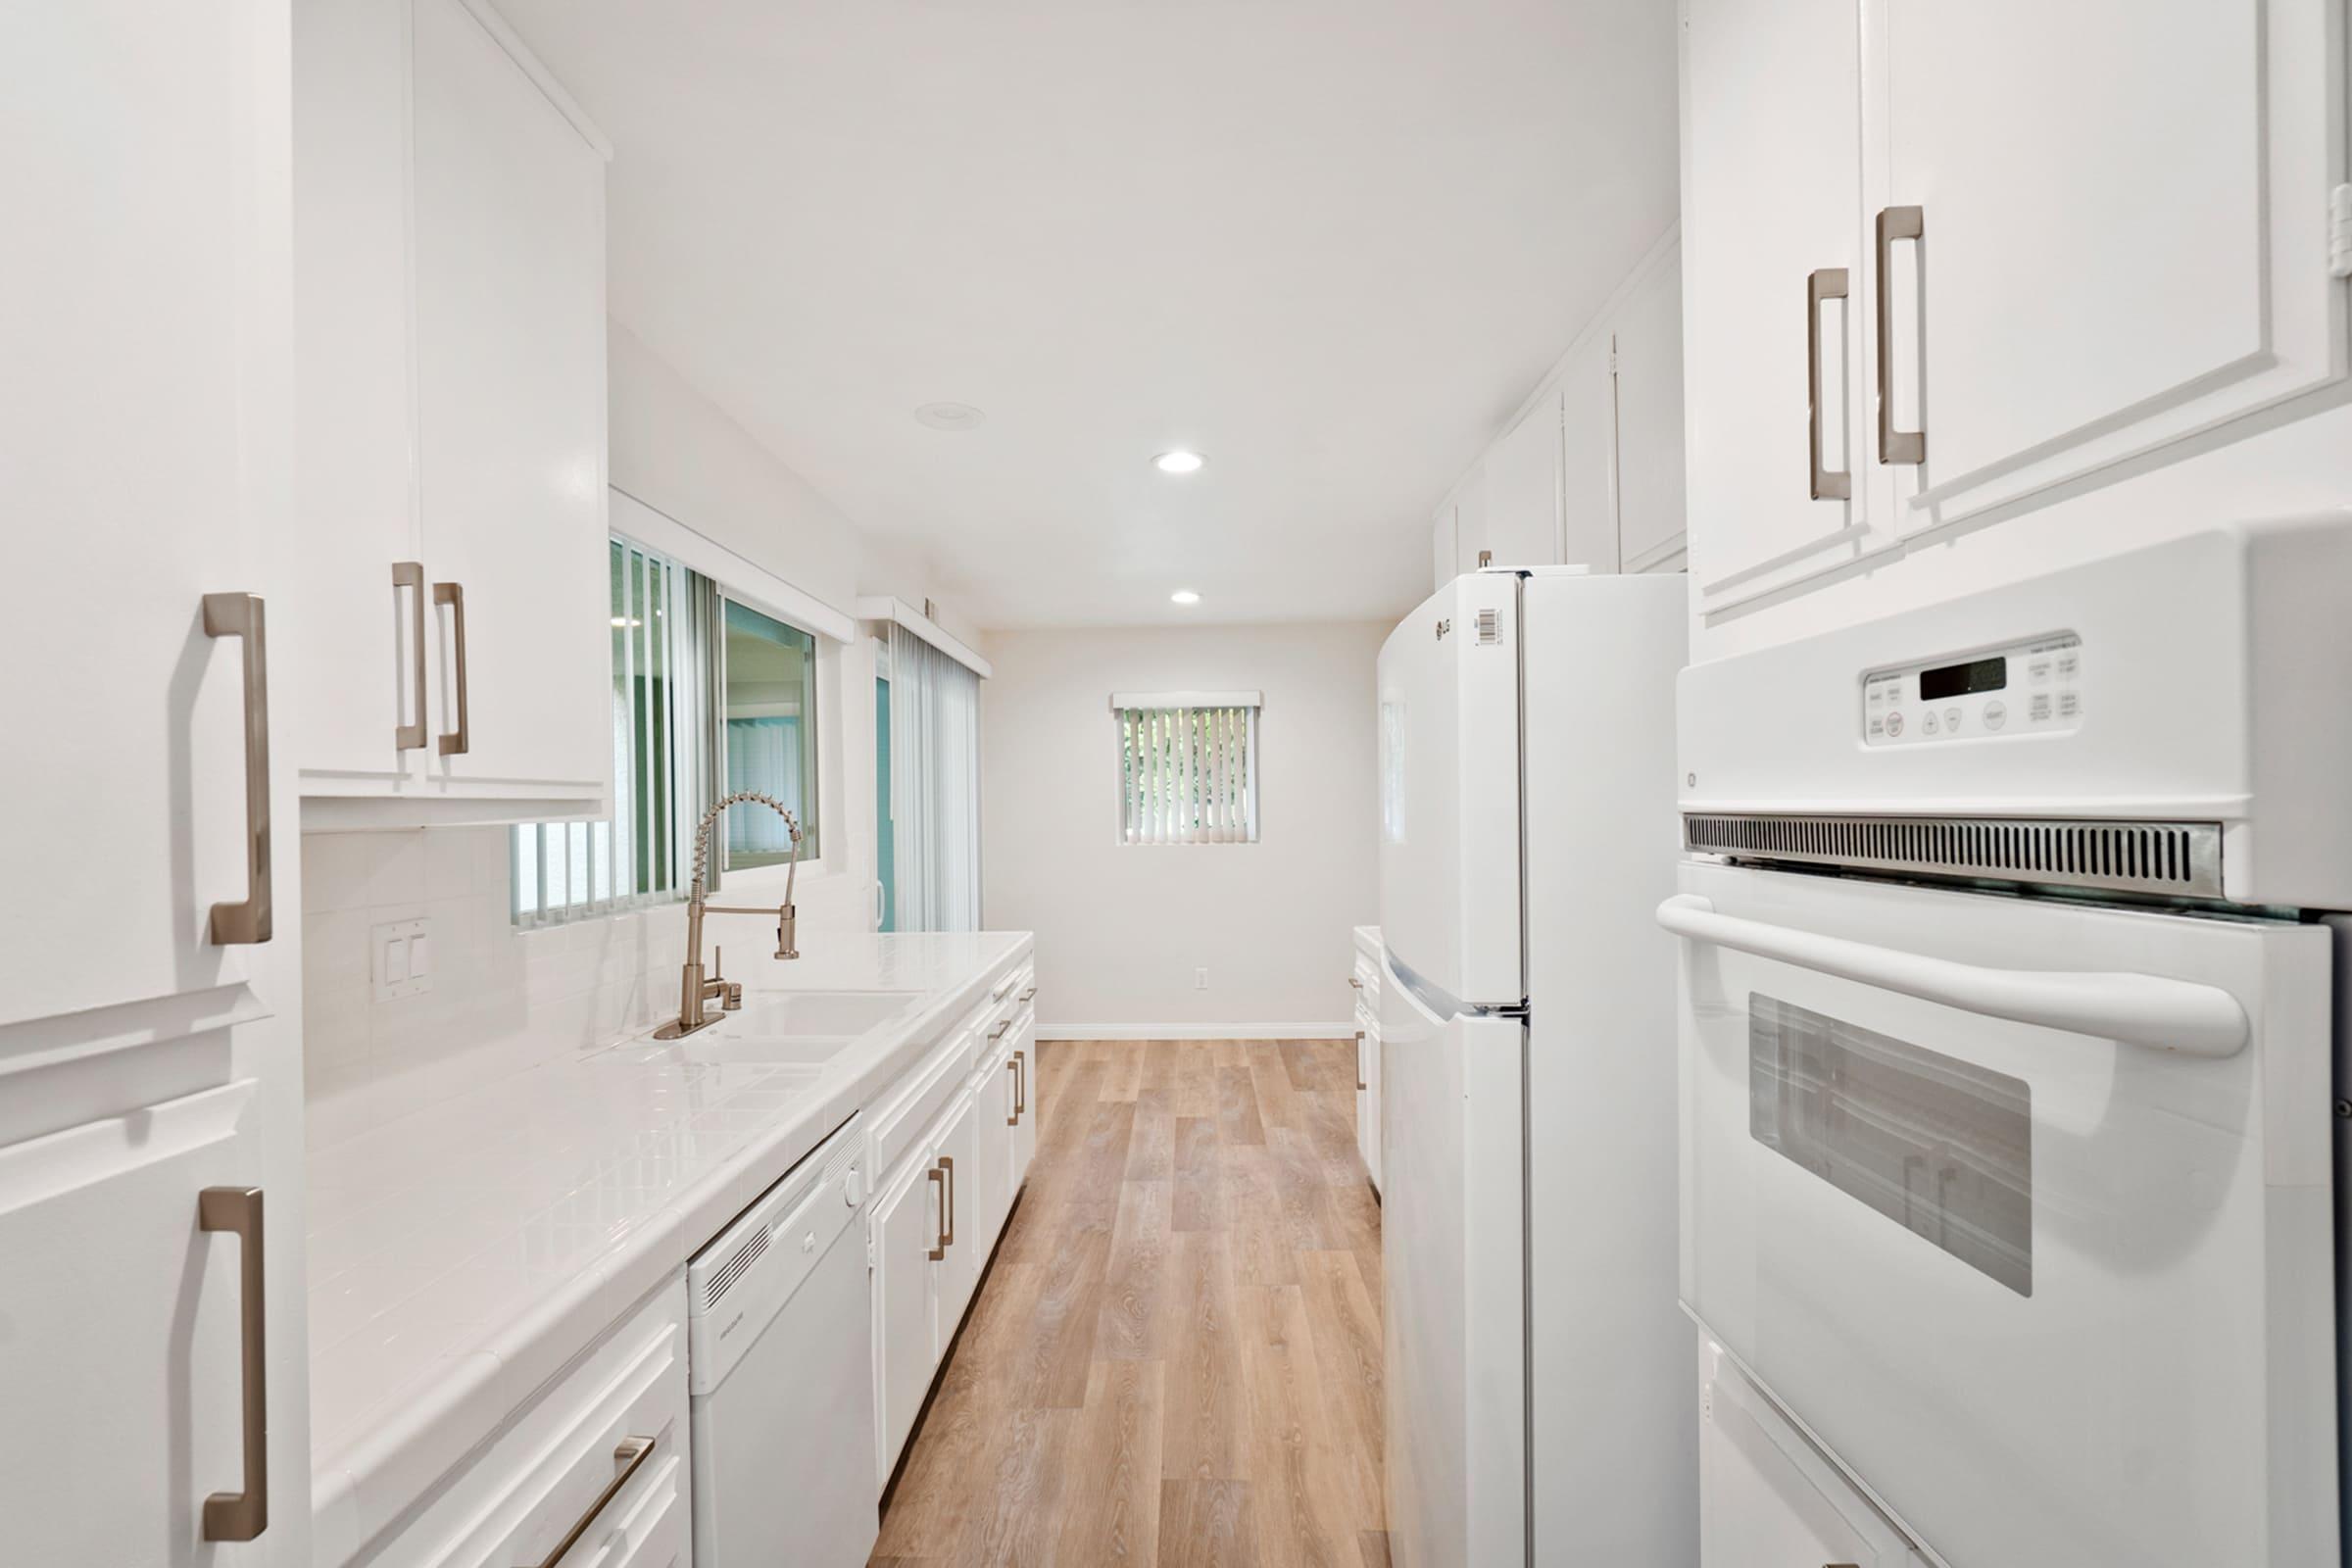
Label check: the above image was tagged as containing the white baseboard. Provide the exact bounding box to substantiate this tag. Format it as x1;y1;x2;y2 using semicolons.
1036;1021;1356;1042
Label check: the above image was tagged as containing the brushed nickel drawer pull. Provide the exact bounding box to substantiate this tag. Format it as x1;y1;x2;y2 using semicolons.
199;1187;269;1541
1354;1031;1367;1092
927;1165;948;1260
1807;268;1852;500
521;1435;656;1568
201;594;272;946
1006;1055;1020;1126
1875;205;1926;466
1014;1049;1027;1117
1018;986;1036;1004
1348;975;1363;989
433;579;469;756
392;562;426;750
989;1019;1012;1042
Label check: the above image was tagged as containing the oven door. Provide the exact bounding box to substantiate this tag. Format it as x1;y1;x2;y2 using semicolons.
1663;859;2336;1567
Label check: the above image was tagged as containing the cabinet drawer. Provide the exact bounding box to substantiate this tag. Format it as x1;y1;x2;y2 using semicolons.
867;1023;978;1179
356;1283;691;1568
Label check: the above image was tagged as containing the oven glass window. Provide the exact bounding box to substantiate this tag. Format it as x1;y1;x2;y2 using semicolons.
1750;995;2033;1296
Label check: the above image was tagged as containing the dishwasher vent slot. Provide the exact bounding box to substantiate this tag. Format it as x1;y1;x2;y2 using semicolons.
705;1224;769;1309
1683;812;2225;900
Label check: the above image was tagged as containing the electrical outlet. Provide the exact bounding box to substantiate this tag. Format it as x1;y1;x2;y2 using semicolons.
373;917;432;1002
1194;967;1208;990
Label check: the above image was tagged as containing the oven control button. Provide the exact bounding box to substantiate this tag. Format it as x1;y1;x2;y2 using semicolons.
2030;693;2053;722
1944;706;1962;731
2058;690;2081;718
1984;700;2007;731
1885;710;1904;738
1923;710;1939;735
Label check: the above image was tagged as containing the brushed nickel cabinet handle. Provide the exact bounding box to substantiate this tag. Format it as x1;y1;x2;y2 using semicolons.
1807;268;1853;500
520;1435;656;1568
1006;1056;1020;1126
433;579;469;756
199;1187;269;1542
1354;1031;1367;1092
926;1161;945;1259
1014;1049;1027;1117
1875;206;1926;466
1348;975;1362;989
989;1019;1012;1043
391;562;426;750
927;1165;947;1260
1018;986;1036;1004
201;594;272;946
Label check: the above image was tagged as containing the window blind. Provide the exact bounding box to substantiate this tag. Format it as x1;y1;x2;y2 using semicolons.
1113;693;1260;845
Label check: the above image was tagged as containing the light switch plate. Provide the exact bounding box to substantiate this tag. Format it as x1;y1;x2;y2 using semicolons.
373;917;432;1002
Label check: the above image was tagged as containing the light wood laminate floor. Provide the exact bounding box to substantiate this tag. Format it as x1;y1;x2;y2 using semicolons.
870;1038;1390;1568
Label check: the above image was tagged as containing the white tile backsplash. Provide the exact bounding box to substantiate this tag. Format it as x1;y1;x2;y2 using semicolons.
300;825;876;1150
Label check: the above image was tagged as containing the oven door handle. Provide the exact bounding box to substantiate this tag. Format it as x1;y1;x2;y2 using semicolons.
1655;895;2247;1057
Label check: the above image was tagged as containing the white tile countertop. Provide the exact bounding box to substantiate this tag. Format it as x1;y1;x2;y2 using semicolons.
306;929;1031;1564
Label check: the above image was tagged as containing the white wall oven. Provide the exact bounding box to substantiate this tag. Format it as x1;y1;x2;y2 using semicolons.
1664;518;2352;1568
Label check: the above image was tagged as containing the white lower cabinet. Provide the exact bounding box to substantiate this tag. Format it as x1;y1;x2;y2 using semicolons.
867;972;1041;1488
357;1284;691;1568
1699;1340;1924;1568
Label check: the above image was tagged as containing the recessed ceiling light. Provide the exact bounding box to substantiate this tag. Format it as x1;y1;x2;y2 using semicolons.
1170;589;1200;606
914;402;987;431
1153;450;1205;475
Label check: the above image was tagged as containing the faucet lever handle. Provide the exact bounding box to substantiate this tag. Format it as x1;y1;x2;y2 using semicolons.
710;945;721;980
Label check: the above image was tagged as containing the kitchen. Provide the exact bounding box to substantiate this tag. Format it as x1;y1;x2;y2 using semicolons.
6;2;2351;1566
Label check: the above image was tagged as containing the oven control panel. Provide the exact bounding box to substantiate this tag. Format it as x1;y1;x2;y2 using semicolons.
1861;631;2082;747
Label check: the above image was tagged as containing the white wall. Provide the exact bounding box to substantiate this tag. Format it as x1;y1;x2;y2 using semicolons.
981;620;1385;1037
302;325;962;1143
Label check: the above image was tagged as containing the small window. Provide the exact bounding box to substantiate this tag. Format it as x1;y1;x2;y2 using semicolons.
720;598;819;869
1113;691;1261;844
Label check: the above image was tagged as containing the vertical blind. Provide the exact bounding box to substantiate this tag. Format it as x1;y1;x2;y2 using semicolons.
889;620;984;931
1113;693;1261;844
514;539;710;924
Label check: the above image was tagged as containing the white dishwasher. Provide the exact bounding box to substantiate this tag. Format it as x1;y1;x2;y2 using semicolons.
687;1113;879;1567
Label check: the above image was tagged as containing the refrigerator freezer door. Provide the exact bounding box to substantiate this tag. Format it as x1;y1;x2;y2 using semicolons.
1377;573;1525;1009
1381;961;1528;1568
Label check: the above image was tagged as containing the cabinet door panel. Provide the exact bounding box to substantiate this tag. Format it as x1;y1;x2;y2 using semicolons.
1009;1021;1039;1190
412;0;610;800
1684;0;1879;608
871;1155;940;1482
1484;392;1562;570
1451;465;1490;575
1431;503;1458;591
1885;0;2346;529
970;1047;1012;1257
290;0;421;790
1614;251;1690;572
934;1094;982;1330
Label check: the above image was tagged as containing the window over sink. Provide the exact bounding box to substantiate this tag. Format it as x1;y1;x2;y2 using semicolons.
514;535;822;924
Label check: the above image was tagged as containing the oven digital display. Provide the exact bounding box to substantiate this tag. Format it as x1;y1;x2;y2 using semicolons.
1917;655;2007;701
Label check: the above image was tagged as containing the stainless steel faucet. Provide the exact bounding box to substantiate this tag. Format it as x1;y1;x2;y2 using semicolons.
655;790;804;1040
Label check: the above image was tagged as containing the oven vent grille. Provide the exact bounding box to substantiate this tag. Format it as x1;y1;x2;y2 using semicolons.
704;1223;769;1308
1683;812;2225;899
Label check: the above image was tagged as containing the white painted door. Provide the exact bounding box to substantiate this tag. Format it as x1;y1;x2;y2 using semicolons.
1880;0;2348;534
1683;0;1882;609
870;1152;941;1483
933;1091;983;1330
411;0;611;803
1698;1342;1924;1568
970;1041;1013;1256
1483;391;1561;569
1612;249;1690;572
288;0;426;793
1558;331;1618;573
1009;1018;1039;1190
0;2;309;1559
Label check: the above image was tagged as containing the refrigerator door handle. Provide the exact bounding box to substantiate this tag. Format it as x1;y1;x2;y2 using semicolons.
1655;894;2246;1057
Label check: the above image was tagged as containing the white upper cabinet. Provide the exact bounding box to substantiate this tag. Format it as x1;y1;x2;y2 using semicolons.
1683;0;1878;609
410;0;610;800
1485;391;1563;570
291;0;612;825
1431;500;1460;590
1452;464;1491;576
1879;0;2346;531
1612;249;1689;572
1683;0;2350;619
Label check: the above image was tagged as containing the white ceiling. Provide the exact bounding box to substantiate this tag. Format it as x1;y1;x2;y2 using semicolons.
497;0;1681;629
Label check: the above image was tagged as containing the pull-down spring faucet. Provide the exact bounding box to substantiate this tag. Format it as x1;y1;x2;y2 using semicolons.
655;790;803;1041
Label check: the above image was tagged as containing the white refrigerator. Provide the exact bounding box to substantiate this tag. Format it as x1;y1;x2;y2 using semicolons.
1376;567;1692;1567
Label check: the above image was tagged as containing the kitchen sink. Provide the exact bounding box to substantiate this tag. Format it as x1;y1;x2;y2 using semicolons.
724;988;922;1040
